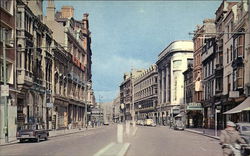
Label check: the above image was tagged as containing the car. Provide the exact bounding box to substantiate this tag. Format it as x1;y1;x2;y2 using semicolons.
173;120;185;130
103;121;109;125
236;123;250;155
136;120;144;126
144;119;156;127
16;124;49;143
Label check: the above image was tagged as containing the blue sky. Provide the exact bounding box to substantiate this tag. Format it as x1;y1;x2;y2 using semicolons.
44;1;222;102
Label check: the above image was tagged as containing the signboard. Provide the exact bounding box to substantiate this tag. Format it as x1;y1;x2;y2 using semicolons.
0;85;9;97
187;102;203;111
229;91;239;98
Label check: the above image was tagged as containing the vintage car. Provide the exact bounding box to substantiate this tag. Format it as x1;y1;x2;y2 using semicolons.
236;122;250;155
16;124;49;143
173;120;185;130
144;119;156;127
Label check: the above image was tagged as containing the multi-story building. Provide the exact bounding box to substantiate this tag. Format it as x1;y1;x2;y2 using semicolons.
201;36;217;129
15;0;53;131
193;20;216;125
120;70;144;121
112;95;120;123
0;0;17;143
45;1;93;129
183;63;204;128
156;40;193;125
223;1;250;123
183;60;204;128
214;1;238;128
134;65;158;122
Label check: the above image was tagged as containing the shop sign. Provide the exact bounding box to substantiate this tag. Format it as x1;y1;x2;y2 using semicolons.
187;102;203;111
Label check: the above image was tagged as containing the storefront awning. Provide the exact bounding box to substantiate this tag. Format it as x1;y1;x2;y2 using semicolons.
223;97;250;114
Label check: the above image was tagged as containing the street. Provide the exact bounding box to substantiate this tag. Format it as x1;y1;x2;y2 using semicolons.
0;125;223;156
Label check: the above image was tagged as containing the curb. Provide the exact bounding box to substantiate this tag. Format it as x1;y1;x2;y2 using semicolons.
185;129;219;140
0;126;103;147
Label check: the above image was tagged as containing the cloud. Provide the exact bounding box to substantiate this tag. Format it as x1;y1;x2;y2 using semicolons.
92;55;152;102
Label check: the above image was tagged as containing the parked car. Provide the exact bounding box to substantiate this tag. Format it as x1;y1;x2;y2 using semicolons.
103;121;109;125
136;120;144;126
16;124;49;143
144;119;156;127
236;122;250;155
173;120;184;130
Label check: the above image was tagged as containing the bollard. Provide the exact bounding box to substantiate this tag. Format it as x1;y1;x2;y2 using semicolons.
125;121;130;136
117;124;123;143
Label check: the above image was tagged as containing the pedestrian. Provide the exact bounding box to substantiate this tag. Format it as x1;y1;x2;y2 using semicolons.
220;121;246;156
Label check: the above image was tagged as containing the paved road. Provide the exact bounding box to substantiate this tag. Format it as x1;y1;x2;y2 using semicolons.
125;126;223;156
0;126;116;156
0;125;223;156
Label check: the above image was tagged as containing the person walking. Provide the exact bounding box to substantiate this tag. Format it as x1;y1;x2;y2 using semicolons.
220;121;246;156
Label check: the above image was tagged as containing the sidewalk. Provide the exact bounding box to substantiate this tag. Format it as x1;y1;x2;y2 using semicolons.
185;128;221;140
0;126;103;147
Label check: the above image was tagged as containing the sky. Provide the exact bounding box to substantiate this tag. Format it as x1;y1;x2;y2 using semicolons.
43;0;222;102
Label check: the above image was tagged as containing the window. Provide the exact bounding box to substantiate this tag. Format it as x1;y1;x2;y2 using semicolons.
0;0;13;15
16;12;22;28
227;48;229;63
237;67;244;88
230;45;233;61
173;60;182;69
187;58;193;67
237;35;244;57
0;60;13;84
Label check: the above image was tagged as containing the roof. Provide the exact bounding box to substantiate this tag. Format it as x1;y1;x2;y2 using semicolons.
158;40;193;62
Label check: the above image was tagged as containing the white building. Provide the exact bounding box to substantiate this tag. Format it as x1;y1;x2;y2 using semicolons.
156;40;194;125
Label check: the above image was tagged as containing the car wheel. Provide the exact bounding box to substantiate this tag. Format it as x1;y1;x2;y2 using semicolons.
37;136;40;143
44;135;48;141
19;139;24;143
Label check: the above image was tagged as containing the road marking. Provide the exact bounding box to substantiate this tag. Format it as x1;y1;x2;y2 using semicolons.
93;142;115;156
200;147;207;151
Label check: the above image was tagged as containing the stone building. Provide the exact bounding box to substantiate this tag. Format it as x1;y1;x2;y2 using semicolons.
0;0;17;143
134;65;158;122
223;0;250;124
214;1;239;128
15;0;53;130
112;95;120;123
156;40;193;125
183;64;203;128
45;1;93;129
120;70;144;121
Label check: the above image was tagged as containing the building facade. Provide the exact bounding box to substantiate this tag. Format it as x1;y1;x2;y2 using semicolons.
223;0;250;123
45;2;93;129
0;0;17;143
120;70;144;121
15;0;53;131
134;65;158;122
156;40;193;125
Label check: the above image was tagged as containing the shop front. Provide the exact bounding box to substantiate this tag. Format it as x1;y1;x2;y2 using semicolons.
186;102;203;128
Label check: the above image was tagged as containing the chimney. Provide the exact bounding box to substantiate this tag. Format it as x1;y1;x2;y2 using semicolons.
82;13;89;29
61;6;74;18
46;0;55;21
